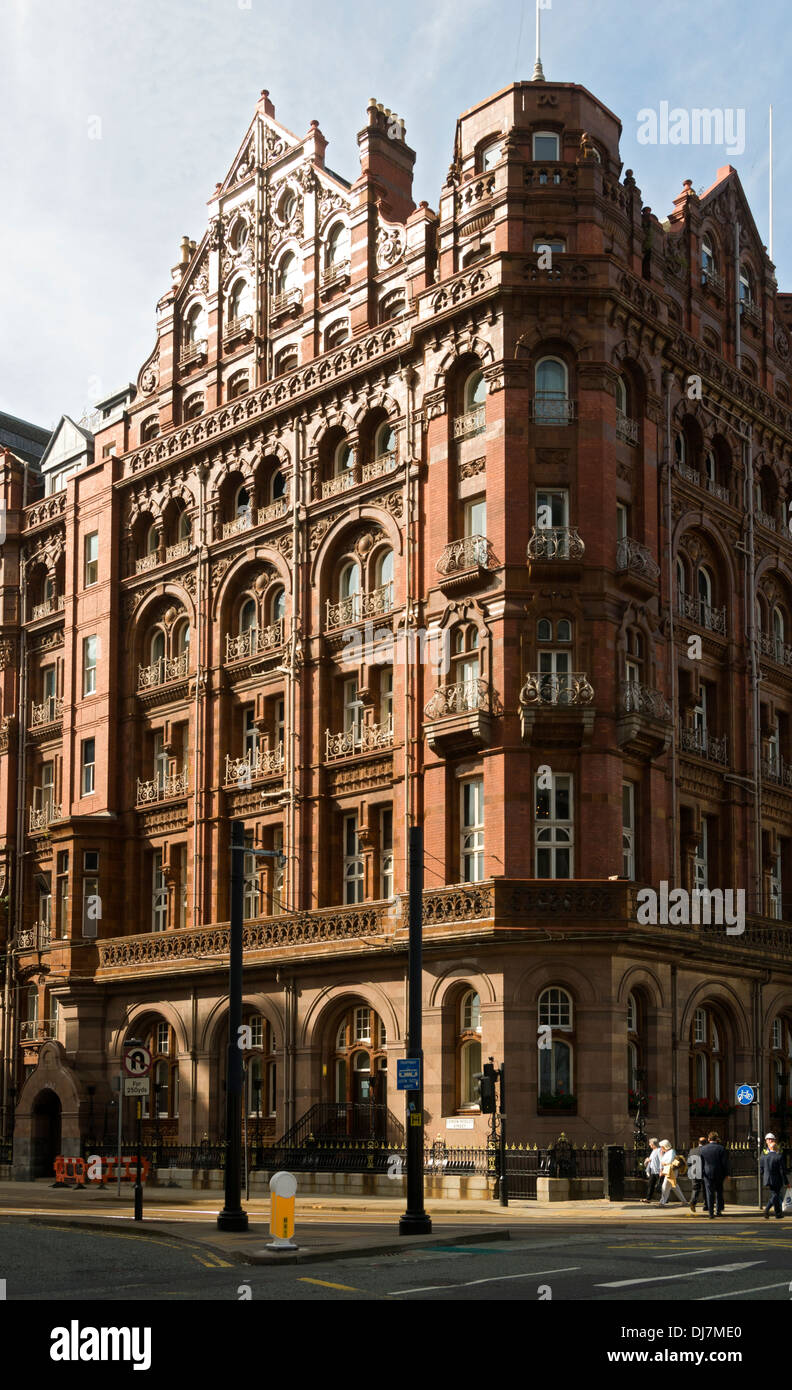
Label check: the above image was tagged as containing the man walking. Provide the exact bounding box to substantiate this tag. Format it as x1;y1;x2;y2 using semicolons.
699;1130;729;1218
658;1139;690;1208
687;1134;707;1213
642;1137;662;1203
760;1133;788;1220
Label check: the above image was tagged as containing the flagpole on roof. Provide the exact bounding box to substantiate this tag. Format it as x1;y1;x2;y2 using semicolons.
768;105;774;265
533;0;545;81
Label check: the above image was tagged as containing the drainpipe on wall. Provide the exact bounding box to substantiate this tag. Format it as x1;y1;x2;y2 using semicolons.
734;221;742;372
189;984;197;1145
3;480;30;1138
287;418;301;914
663;371;680;887
743;424;762;916
402;366;418;887
191;465;207;928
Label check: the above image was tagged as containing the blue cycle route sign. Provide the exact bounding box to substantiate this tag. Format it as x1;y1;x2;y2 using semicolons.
397;1059;421;1091
736;1084;755;1106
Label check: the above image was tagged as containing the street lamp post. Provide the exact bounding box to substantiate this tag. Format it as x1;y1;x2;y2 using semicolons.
399;825;431;1236
217;820;248;1231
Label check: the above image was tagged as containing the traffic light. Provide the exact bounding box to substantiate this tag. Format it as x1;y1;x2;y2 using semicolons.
476;1064;497;1114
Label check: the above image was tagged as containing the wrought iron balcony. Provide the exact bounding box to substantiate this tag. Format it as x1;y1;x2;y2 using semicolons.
527;526;585;561
325;720;393;760
225;619;284;663
326;594;360;629
758;631;792;668
29;802;61;832
452;405;486;440
222;510;253;539
762;754;792;788
679;724;728;765
17;921;51;952
706;477;731;504
136;769;189;805
741;297;761;328
360;583;393;619
756;508;777;532
30;696;63;727
223;313;253;342
702;266;725;297
616;411;639;445
676;593;727;636
271;288;303;316
436;535;497;577
321;470;358;499
320;259;350;287
361;451;398;482
531;393;576;425
137;650;189;692
20;1018;57;1041
225;744;285;786
165;538;192;562
424;679;500;754
616;537;660;586
179;339;207;368
618;680;672;723
677;460;700;486
135;552;159;574
30;595;65;621
519;672;594;707
424;678;492;720
257;497;289;525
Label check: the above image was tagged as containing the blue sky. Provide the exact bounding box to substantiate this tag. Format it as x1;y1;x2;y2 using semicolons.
0;0;786;428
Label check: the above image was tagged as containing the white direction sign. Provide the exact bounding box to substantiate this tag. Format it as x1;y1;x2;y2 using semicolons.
123;1044;152;1077
124;1077;150;1097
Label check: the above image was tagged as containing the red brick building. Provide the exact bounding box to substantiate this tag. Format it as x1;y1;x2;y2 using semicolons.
3;77;792;1177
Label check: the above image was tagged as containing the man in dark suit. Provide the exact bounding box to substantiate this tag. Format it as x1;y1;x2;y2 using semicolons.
700;1130;729;1218
760;1134;789;1219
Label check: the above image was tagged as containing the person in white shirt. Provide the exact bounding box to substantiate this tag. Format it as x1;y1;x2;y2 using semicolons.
658;1139;690;1207
641;1138;663;1203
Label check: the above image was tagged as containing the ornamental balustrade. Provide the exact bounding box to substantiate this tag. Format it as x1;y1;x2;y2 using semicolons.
436;534;498;576
165;538;191;562
223;313;253;340
616;411;639;445
531;393;576;425
20;1018;57;1041
677;460;700;485
138;651;189;691
135;553;159;574
676;593;727;635
526;526;585;561
31;696;63;727
179;339;208;367
325;719;393;760
519;672;594;707
29;803;61;832
702;267;725;296
136;769;189;805
756;508;777;532
452;405;486;440
224;744;285;785
320;260;350;287
741;298;761;327
758;631;792;667
679;724;728;765
762;755;792;787
706;477;731;503
222;510;253;539
424;678;495;720
257;498;289;524
616;537;660;582
360;583;393;618
361;451;398;482
618;680;672;722
326;593;360;629
30;595;65;621
225;619;284;663
271;288;302;316
321;470;358;499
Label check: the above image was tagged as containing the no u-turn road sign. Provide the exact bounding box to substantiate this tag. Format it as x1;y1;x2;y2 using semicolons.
123;1044;152;1078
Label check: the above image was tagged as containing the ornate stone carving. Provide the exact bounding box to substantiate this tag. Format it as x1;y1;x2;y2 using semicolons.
310;517;332;550
211;558;232;588
0;639;14;669
384;491;403;519
376;222;406;270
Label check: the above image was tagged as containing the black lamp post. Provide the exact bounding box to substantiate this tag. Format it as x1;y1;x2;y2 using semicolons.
217;820;249;1231
399;826;431;1236
632;1067;648;1151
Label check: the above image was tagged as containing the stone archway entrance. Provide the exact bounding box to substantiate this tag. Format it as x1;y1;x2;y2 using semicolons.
30;1090;61;1178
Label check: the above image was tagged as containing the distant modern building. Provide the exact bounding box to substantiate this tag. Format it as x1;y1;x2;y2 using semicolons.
2;76;792;1180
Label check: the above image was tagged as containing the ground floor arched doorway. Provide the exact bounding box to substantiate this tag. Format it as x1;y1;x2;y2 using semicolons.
30;1089;61;1178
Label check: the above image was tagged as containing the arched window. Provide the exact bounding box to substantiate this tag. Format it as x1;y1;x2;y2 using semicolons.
177;510;192;541
228;372;249;400
697;566;713;623
376;548;394;597
674;433;686;466
274;345;298;375
140;417;160;443
150;629;165;667
534;357;570;424
229;278;252;321
244;1016;278;1121
145;522;159;557
234;484;251;520
773;606;785;658
463;369;486;412
326;221;350;269
174;620;190;658
275;251;300;296
183;303;205;346
615;375;628;415
676;557;686;596
537;618;552;642
533;130;560;162
229;218;249;252
141;1022;179;1126
739;264;754;306
450;624;480;706
270;586;286;626
183;395;203;421
239;597;257;637
374;423;396;459
627;992;646;1106
690;1005;724;1103
279;189;297;224
325;319;350;349
702;235;716;276
332;1005;388;1112
334;439;355;476
339;561;360;601
271;470;286;502
458;990;483;1108
538;987;574;1106
770;1016;792;1114
379;290;406;323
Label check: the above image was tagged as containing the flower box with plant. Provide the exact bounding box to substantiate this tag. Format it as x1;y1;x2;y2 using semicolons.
690;1097;735;1117
538;1091;576;1111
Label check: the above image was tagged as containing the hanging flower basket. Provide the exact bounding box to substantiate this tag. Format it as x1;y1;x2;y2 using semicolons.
690;1098;735;1118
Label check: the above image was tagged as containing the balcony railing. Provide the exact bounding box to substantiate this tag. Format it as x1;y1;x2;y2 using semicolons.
424;678;492;720
31;595;65;621
527;526;585;561
165;538;192;563
741;297;761;328
759;631;792;667
616;411;639;445
320;260;350;287
325;720;394;760
257;498;289;525
531;394;576;425
135;553;159;574
225;619;284;663
321;470;358;499
453;405;486;440
20;1018;57;1041
702;267;725;297
137;650;189;692
30;696;63;727
222;510;253;540
179;339;208;368
679;724;728;766
756;508;777;532
677;460;700;486
223;313;253;341
762;754;792;788
326;594;360;629
519;672;594;707
29;802;61;832
436;535;498;577
17;921;51;952
271;288;303;316
360;583;393;619
616;537;660;583
224;744;285;786
136;769;189;805
706;477;731;504
361;451;398;482
676;593;727;636
618;680;672;723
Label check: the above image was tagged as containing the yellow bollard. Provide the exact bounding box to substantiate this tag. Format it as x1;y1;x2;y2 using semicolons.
267;1171;298;1250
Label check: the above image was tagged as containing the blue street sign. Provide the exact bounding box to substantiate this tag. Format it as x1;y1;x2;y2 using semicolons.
736;1084;755;1106
397;1059;421;1091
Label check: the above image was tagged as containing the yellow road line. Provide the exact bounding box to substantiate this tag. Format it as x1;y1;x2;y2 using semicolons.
299;1277;363;1293
0;1217;232;1265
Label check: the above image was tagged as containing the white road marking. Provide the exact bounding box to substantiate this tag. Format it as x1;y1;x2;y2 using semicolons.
389;1265;580;1295
698;1280;792;1300
654;1247;717;1258
596;1261;763;1288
